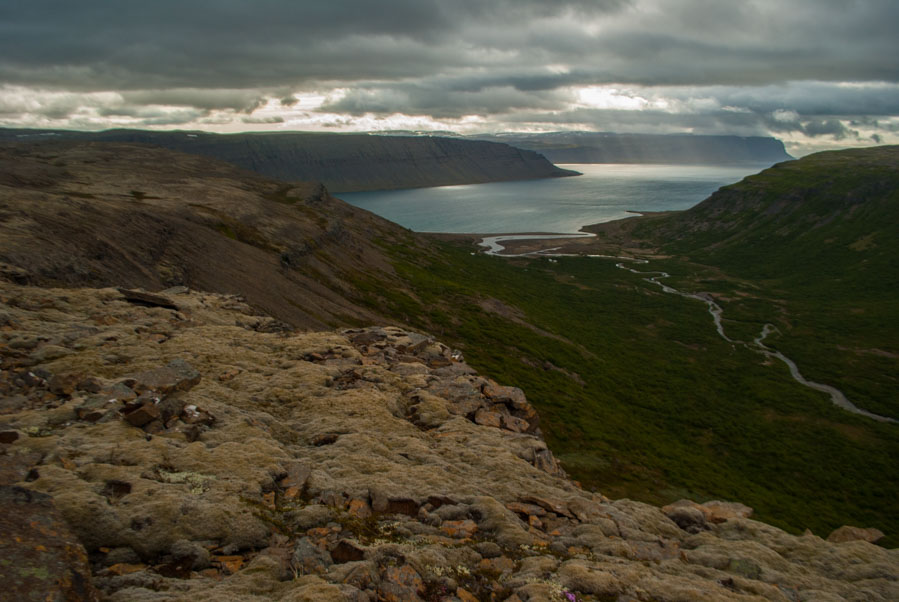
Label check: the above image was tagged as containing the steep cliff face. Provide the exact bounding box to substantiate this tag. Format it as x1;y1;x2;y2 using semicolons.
2;281;896;601
0;129;579;192
475;132;793;165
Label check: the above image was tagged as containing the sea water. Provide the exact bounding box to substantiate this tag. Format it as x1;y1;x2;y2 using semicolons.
338;163;765;234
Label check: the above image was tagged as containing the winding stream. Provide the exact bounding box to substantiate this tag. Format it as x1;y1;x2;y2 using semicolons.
480;234;897;424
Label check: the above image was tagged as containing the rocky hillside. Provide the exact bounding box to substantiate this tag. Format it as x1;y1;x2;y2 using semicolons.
633;146;899;291
3;279;897;601
0;140;433;330
0;129;579;192
474;132;792;166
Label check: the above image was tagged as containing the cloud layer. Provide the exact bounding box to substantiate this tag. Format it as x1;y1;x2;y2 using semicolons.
1;0;897;154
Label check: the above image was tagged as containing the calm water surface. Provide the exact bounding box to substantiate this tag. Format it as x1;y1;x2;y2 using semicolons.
339;164;764;233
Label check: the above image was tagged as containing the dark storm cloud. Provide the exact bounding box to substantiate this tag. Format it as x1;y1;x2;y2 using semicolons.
1;0;897;149
0;0;626;89
2;0;897;92
324;79;572;118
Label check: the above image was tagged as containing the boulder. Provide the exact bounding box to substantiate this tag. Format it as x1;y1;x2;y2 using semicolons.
0;486;101;601
131;359;201;395
827;525;886;544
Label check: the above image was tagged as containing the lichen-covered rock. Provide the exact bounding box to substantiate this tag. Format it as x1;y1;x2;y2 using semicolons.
827;525;886;544
0;485;101;601
1;280;897;602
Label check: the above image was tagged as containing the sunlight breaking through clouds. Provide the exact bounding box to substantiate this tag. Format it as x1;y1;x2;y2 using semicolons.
0;1;896;154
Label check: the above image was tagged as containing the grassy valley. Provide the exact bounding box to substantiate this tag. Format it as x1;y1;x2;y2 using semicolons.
350;236;899;546
3;141;896;547
346;147;899;545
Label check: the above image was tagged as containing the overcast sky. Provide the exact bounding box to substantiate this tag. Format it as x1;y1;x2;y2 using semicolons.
1;0;897;155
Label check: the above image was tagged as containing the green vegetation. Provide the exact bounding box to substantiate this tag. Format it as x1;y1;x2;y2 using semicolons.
344;147;899;546
631;147;899;418
348;241;898;546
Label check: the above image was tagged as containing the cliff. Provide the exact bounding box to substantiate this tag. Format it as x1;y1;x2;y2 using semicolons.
2;280;896;601
0;129;579;192
475;132;793;165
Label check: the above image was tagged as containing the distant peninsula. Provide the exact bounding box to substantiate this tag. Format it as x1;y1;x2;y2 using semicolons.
0;128;578;193
472;131;793;165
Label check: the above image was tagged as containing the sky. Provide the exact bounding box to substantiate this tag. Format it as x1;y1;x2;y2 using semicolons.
1;0;898;156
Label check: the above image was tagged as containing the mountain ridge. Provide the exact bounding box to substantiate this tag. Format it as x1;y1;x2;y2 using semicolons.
474;132;793;165
0;128;579;193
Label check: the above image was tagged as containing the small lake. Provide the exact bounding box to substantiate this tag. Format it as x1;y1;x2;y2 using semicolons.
339;164;766;233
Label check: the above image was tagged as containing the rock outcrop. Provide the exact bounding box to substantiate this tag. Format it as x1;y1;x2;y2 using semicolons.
2;279;896;601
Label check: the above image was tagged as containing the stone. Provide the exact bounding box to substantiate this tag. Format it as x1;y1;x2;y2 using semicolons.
0;429;20;444
533;449;564;476
663;499;752;528
293;536;333;575
701;500;753;523
122;400;160;427
483;384;529;409
103;382;137;402
379;564;425;602
0;486;101;601
501;414;530;433
506;502;547;518
441;519;478;539
156;395;186;422
131;359;201;395
474;408;503;428
117;288;179;310
75;395;116;422
827;525;886;544
76;376;103;393
170;539;211;571
347;498;372;519
662;500;709;534
213;554;244;575
371;489;419;516
181;403;215;426
519;495;575;518
47;372;80;396
331;540;367;564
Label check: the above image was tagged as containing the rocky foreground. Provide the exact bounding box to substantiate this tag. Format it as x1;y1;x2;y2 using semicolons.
1;279;897;601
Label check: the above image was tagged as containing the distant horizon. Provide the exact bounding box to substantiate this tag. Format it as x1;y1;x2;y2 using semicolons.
2;2;897;159
6;124;860;158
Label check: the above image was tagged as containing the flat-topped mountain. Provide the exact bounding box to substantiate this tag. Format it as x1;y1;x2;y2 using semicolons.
475;132;793;165
0;128;579;192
